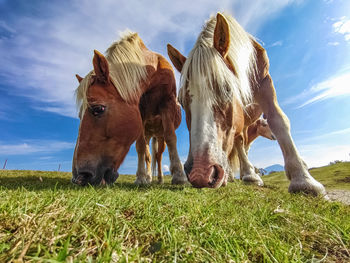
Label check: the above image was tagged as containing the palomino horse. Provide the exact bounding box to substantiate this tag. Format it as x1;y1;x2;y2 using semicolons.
167;13;326;196
72;32;187;186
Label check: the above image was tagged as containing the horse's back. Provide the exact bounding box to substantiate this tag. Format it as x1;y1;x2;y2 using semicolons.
140;53;180;136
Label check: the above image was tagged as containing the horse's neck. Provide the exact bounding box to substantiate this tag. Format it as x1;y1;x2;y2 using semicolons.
139;50;161;94
246;123;259;147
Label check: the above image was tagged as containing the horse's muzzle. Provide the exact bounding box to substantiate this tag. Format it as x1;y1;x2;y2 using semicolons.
72;167;119;186
188;164;225;188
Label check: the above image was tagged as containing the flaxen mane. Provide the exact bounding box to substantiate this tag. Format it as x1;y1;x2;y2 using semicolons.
76;32;148;115
179;13;257;107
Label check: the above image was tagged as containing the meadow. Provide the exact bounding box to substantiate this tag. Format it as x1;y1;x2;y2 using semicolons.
0;162;349;262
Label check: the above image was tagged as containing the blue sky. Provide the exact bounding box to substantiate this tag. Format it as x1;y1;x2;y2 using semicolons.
0;0;349;173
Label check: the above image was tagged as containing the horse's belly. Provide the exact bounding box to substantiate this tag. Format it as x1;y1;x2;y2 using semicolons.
144;115;164;137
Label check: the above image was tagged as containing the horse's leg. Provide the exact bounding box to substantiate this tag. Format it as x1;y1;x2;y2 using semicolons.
235;135;264;185
161;109;187;185
255;74;326;196
135;134;150;185
227;147;239;182
156;137;166;184
145;136;152;183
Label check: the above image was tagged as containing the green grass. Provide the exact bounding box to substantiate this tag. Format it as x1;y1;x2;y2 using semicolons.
0;164;349;262
264;161;350;191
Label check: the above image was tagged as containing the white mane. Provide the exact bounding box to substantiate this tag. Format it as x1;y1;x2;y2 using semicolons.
76;32;148;115
179;13;257;107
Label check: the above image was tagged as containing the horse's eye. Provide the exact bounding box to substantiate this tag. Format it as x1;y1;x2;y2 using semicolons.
89;105;106;117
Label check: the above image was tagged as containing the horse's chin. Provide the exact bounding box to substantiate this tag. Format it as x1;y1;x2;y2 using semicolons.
101;169;119;185
100;178;106;186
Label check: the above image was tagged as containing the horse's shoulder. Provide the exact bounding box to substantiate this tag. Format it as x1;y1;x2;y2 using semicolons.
156;54;175;73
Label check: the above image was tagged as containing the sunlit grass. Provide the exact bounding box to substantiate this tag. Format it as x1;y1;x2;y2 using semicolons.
0;163;349;262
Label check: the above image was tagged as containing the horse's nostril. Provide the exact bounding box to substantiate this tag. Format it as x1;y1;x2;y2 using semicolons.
72;171;94;186
208;166;219;187
208;165;224;187
102;169;119;184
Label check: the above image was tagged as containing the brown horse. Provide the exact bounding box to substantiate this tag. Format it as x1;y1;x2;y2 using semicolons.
167;13;326;196
72;32;187;186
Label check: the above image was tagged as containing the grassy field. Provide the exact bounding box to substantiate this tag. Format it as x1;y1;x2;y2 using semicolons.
0;163;349;262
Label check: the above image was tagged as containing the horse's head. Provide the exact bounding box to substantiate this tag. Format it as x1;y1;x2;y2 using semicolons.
256;119;276;141
167;13;250;188
72;50;143;186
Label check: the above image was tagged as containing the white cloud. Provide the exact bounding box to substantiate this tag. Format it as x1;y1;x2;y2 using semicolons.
0;0;302;118
332;16;350;42
298;71;350;107
327;41;339;46
303;127;350;142
267;40;283;48
38;156;54;160
163;164;170;173
0;140;74;156
284;70;350;108
0;20;16;34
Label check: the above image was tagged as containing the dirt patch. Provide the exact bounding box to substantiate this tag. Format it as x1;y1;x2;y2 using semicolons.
327;190;350;205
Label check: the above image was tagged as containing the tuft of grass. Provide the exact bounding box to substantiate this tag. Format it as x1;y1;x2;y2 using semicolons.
0;165;349;262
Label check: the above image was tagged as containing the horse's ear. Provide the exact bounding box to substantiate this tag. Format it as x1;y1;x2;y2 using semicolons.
214;13;230;58
75;74;83;83
93;50;109;82
167;44;186;72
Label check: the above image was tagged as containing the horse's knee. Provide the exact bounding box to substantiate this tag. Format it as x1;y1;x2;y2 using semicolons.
265;109;290;132
136;136;146;151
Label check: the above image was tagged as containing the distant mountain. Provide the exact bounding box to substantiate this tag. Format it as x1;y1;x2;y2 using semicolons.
264;164;284;174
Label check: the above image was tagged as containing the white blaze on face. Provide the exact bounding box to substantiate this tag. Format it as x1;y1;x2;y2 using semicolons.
189;85;223;165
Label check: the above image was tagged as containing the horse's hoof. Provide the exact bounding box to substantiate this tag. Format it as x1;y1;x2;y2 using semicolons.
134;177;150;185
157;179;164;184
171;174;188;185
289;176;327;198
242;173;264;186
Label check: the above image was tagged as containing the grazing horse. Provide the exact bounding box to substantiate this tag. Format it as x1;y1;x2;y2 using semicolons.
245;117;275;153
72;32;187;186
167;13;326;196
